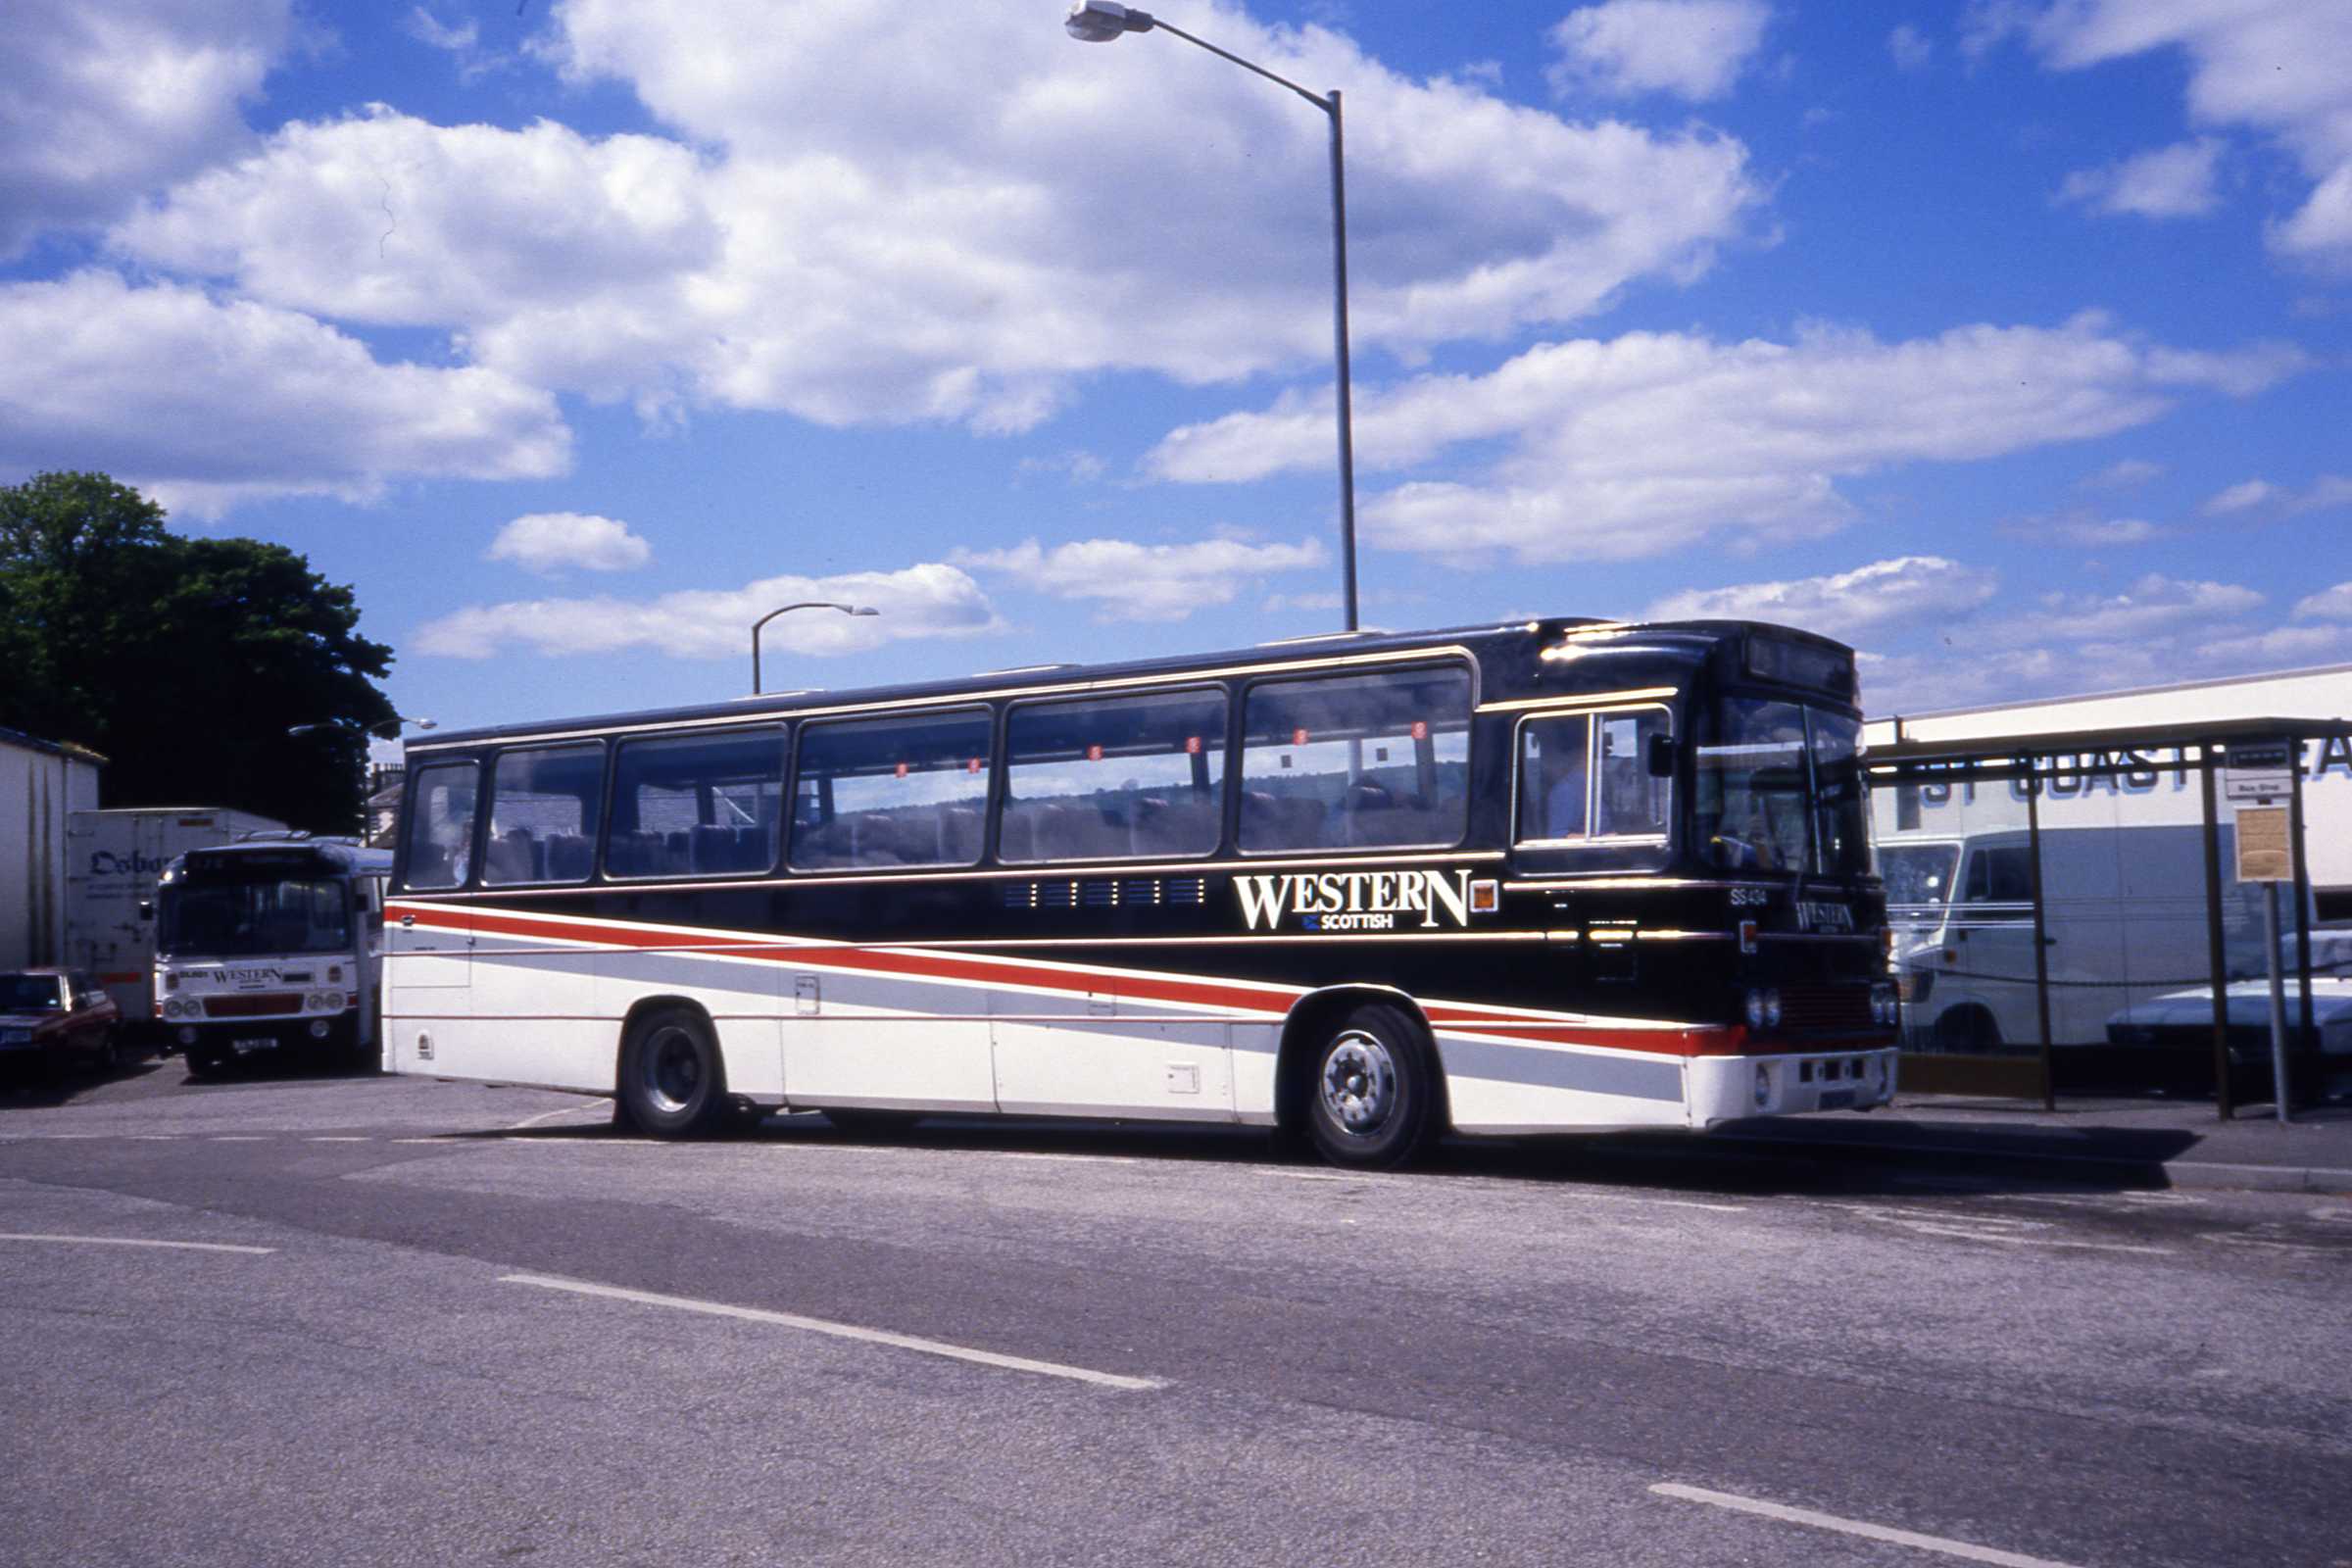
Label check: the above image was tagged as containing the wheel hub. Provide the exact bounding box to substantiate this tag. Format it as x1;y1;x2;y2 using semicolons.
1319;1031;1396;1137
643;1026;702;1114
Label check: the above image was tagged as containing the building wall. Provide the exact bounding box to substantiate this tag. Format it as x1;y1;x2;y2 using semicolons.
0;731;103;966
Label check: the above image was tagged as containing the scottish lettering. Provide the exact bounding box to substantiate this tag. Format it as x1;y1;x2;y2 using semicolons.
1234;868;1476;932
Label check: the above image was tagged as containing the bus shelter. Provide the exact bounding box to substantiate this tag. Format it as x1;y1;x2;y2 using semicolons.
1863;716;2352;1118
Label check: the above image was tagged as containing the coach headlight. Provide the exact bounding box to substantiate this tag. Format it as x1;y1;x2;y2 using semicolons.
1871;984;1899;1027
1744;988;1782;1031
1753;1062;1773;1109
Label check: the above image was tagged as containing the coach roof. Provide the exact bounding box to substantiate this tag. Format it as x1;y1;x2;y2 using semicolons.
408;615;1827;754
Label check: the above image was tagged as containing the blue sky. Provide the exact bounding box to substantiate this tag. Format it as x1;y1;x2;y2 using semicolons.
4;0;2348;755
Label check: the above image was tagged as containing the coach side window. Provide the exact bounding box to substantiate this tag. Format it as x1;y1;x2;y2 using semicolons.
790;710;992;871
483;744;607;886
399;761;480;891
1001;689;1226;863
607;727;786;880
1238;666;1471;852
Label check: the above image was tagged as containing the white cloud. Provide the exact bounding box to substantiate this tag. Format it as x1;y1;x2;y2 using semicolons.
1995;510;2165;547
413;563;998;661
955;536;1326;623
1548;0;1772;102
2200;473;2352;519
2002;0;2352;270
1644;557;1999;645
2294;582;2352;621
1888;24;1935;73
2078;458;2163;491
1146;314;2307;565
0;0;290;257
106;6;1763;442
2056;138;2224;219
0;271;568;516
111;112;720;384
1992;574;2265;645
2202;478;2278;514
2194;623;2352;664
486;513;652;575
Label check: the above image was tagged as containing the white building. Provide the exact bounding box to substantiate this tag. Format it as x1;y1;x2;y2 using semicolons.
0;727;104;967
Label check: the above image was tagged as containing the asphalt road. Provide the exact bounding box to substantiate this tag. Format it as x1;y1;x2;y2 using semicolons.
4;1053;2349;1568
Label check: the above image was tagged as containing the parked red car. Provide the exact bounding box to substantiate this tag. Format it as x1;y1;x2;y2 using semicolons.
0;968;124;1078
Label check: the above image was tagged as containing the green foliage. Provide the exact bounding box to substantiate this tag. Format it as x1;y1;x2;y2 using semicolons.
0;471;398;832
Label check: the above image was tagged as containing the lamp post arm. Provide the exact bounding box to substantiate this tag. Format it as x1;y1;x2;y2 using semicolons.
750;601;874;695
1148;18;1332;113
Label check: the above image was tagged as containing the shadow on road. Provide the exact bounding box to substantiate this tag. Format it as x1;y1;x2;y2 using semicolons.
467;1105;2178;1200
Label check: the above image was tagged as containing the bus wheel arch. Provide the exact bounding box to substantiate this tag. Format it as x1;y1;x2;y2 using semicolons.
613;998;729;1139
1276;989;1447;1169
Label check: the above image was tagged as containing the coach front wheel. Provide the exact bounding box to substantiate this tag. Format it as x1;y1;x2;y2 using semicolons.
1304;1004;1441;1170
617;1007;728;1139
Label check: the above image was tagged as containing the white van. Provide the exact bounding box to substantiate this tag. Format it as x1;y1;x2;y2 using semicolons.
1881;823;2279;1051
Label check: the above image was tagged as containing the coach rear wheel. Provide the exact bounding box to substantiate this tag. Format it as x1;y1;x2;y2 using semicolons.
617;1007;727;1139
1304;1004;1441;1170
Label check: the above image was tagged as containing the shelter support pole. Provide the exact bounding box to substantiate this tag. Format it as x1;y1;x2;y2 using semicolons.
2025;759;2056;1112
2198;754;2233;1120
2289;742;2314;1104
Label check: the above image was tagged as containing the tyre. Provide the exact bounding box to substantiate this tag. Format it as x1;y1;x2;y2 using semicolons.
822;1108;923;1138
1301;1003;1443;1170
1932;1007;2001;1054
183;1047;223;1080
616;1006;728;1139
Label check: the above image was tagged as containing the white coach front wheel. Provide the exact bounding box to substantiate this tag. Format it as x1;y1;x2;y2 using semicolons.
1304;1004;1441;1170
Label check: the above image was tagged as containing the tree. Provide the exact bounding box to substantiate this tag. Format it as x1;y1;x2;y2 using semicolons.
0;471;398;832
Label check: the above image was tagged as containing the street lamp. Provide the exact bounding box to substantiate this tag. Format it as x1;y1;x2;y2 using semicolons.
752;602;879;695
288;715;437;739
1065;1;1360;632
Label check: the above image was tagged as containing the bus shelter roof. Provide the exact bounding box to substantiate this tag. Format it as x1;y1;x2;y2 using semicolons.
1863;713;2352;785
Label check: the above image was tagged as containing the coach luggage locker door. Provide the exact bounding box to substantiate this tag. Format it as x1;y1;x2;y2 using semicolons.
385;909;470;1071
989;970;1236;1121
784;958;999;1113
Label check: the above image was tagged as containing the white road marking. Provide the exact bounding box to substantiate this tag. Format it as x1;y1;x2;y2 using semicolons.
1640;1198;1747;1213
501;1273;1164;1392
505;1102;609;1131
0;1232;275;1255
2199;1231;2337;1258
997;1152;1140;1166
1650;1483;2087;1568
1887;1222;2172;1256
1837;1206;2172;1255
209;1136;267;1143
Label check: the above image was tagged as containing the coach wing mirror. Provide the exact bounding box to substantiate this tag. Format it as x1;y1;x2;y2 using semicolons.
1645;733;1679;778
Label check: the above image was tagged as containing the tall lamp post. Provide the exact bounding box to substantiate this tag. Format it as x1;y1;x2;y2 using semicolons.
1065;0;1359;632
752;602;879;695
